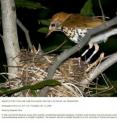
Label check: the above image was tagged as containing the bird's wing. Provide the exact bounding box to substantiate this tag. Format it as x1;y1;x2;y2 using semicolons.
62;14;104;28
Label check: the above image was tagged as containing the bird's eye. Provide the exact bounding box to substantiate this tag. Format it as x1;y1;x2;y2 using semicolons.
51;24;55;27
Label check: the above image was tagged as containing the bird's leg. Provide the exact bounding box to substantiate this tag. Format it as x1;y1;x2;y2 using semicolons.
86;43;99;63
81;43;93;57
78;43;93;67
86;52;104;72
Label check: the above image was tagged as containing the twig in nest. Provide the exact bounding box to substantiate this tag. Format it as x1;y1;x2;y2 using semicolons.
79;52;117;86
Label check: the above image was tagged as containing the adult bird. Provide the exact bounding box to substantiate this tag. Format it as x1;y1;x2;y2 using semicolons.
47;12;105;63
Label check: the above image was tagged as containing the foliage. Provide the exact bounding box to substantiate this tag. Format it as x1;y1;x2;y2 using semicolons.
38;27;48;33
15;0;46;9
0;79;61;96
80;0;94;16
38;19;50;33
38;19;50;26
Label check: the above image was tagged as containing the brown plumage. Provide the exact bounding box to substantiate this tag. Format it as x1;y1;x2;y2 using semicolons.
49;12;104;31
62;14;103;28
48;12;105;63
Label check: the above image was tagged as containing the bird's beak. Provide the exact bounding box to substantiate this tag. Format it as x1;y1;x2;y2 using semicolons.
46;30;54;37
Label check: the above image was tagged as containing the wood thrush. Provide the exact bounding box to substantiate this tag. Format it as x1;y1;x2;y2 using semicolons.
47;12;105;63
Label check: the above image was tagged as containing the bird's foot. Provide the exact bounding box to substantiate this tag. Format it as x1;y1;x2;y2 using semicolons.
85;52;105;72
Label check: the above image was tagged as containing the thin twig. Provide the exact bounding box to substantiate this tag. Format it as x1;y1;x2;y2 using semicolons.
17;19;33;49
43;39;67;55
98;0;106;21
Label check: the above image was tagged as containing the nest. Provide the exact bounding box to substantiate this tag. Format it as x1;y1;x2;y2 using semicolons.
1;49;93;97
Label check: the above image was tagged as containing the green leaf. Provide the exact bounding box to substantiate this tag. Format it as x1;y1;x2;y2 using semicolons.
38;27;48;33
0;87;10;92
28;80;61;90
30;90;38;96
38;19;50;26
80;0;94;16
15;0;46;9
0;79;61;96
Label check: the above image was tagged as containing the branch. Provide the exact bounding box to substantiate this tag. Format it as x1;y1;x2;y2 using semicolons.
0;0;20;79
47;16;117;79
17;19;33;49
39;16;117;96
79;52;117;85
90;28;117;44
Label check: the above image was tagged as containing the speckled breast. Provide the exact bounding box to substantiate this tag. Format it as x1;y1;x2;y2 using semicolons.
62;27;88;43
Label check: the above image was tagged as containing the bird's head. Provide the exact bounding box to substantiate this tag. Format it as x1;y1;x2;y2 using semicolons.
47;12;72;36
47;20;62;36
